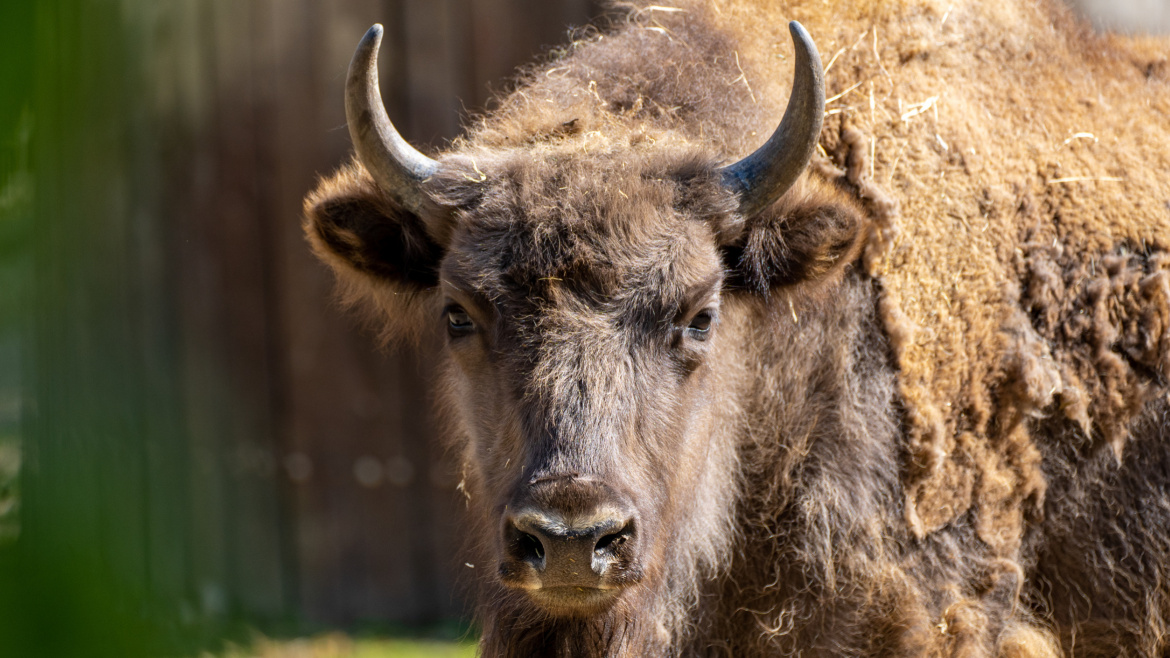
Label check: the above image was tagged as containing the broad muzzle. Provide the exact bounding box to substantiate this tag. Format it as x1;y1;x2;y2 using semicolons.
498;476;642;612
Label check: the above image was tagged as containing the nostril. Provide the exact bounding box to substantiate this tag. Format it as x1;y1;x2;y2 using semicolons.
506;513;550;566
590;520;634;577
517;530;545;564
594;532;624;553
593;521;634;556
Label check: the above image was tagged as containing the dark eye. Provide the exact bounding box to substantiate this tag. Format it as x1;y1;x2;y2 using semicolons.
685;310;714;340
446;306;475;338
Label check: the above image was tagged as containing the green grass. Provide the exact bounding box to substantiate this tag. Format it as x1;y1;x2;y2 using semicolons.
206;634;477;658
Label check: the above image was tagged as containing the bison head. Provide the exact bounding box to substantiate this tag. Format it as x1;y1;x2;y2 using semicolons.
305;20;865;647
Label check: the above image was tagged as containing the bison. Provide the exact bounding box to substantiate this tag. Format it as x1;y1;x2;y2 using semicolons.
304;0;1170;655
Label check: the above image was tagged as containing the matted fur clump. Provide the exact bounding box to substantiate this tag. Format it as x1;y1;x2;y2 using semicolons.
757;0;1170;550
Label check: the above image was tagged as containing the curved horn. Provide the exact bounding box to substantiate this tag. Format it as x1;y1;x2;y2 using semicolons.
346;24;439;217
719;21;825;218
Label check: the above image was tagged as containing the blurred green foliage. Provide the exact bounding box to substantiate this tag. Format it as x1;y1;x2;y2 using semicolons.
0;0;32;548
0;2;182;656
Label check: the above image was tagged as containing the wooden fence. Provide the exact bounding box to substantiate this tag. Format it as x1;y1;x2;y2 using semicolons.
16;0;601;632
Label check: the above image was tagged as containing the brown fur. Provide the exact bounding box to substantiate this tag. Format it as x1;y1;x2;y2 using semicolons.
303;0;1170;655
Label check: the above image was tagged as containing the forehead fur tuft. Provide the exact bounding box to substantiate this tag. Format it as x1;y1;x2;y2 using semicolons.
431;143;733;310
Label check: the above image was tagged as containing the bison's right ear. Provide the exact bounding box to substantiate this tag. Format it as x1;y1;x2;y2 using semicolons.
303;159;444;340
714;22;863;292
720;179;866;292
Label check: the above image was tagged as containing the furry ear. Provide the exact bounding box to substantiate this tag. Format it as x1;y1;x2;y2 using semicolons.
723;178;866;292
303;159;444;340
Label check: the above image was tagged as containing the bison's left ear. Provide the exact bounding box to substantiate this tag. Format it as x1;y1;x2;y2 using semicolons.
300;23;455;341
303;159;445;340
722;180;867;292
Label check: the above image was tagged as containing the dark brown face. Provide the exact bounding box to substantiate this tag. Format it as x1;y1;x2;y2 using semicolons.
305;141;865;621
435;167;731;614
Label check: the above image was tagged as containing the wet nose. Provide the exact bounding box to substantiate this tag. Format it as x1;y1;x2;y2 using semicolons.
505;508;635;587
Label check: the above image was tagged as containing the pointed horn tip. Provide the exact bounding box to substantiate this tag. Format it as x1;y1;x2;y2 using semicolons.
357;24;384;53
786;21;819;64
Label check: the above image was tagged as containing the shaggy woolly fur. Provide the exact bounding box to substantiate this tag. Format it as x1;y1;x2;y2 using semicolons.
304;0;1170;655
